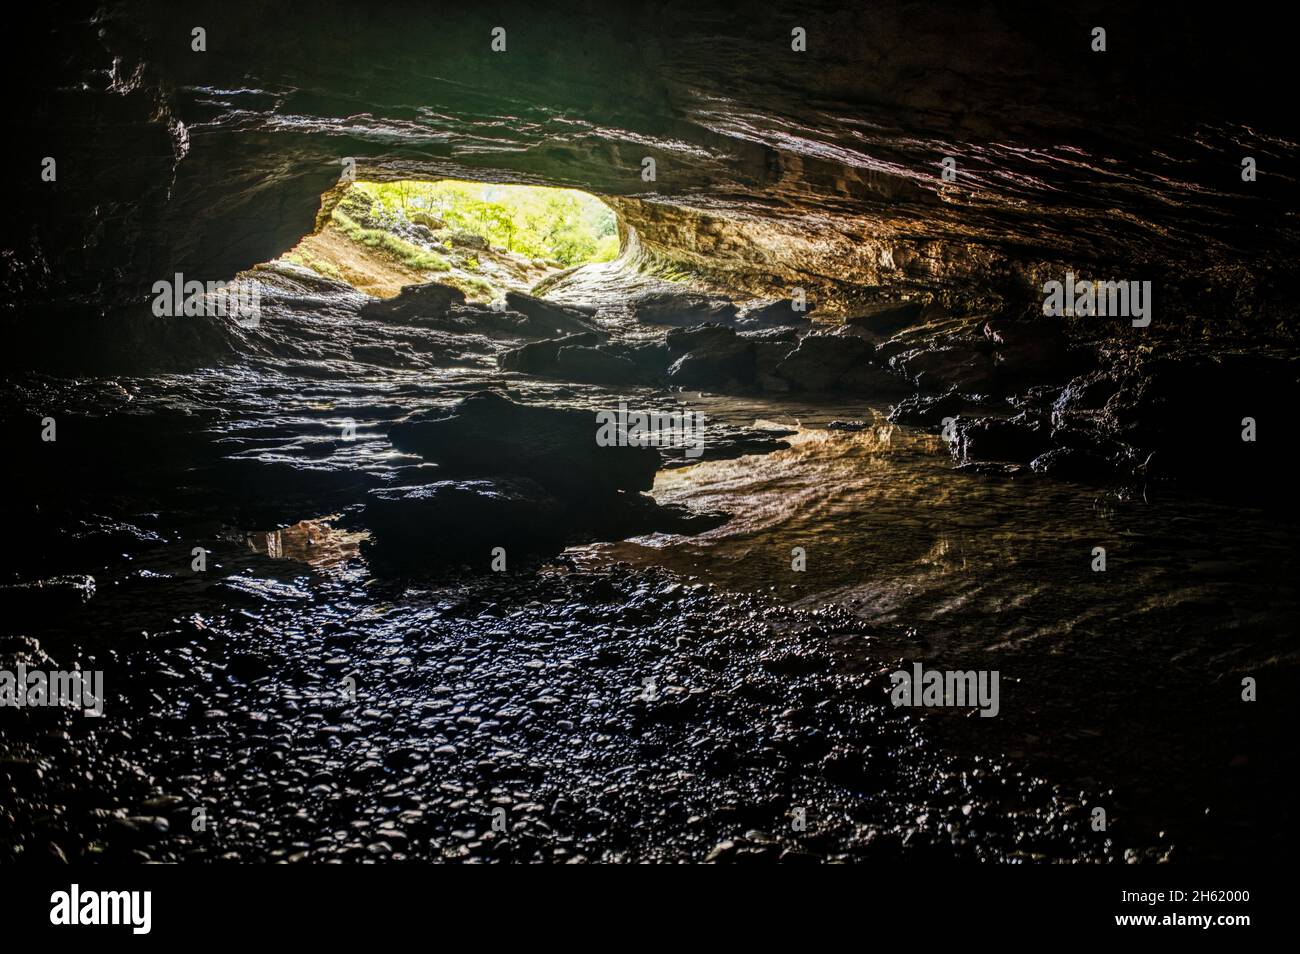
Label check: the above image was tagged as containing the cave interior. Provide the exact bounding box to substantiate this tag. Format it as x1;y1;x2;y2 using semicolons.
2;0;1297;865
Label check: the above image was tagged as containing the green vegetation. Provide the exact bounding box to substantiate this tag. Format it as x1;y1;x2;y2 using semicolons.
451;274;495;298
279;178;618;300
331;207;450;272
353;179;619;266
285;249;341;280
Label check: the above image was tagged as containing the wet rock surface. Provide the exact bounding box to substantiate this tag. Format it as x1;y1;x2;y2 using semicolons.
498;333;603;375
907;342;1300;496
949;414;1054;469
1;274;1294;865
777;333;911;396
389;391;659;498
734;298;814;331
370;392;728;567
1052;350;1299;499
503;292;602;338
553;346;641;386
667;330;756;389
498;334;646;387
632;290;739;327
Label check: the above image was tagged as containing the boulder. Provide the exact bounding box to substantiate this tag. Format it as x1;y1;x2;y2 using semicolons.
625;340;671;378
1053;351;1299;498
362;475;730;572
775;333;909;394
448;230;489;250
837;361;915;396
554;345;641;385
505;291;600;337
666;325;738;355
498;333;602;374
740;327;803;390
360;282;466;323
734;298;814;330
1028;447;1118;481
893;345;998;393
667;337;756;389
775;333;869;390
632;290;738;326
387;391;659;499
753;343;797;392
407;210;446;230
440;305;541;338
949;414;1053;465
888;390;966;426
498;334;641;385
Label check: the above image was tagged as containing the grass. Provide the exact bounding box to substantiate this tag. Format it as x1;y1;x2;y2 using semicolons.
332;209;450;272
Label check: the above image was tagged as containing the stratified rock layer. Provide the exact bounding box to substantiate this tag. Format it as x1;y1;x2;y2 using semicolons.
8;1;1298;339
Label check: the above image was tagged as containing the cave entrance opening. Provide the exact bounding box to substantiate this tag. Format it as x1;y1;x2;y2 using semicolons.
277;178;619;301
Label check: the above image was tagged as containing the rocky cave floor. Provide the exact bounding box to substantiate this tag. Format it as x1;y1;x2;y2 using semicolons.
2;264;1296;863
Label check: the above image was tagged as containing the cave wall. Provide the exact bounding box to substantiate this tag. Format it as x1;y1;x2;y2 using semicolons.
7;0;1299;339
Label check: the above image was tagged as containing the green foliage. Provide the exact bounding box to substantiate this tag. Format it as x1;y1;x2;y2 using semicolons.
332;208;450;271
352;179;619;267
592;233;620;262
286;250;341;280
443;274;495;298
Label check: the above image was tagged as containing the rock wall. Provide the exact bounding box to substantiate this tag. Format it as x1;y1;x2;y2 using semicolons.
6;1;1299;347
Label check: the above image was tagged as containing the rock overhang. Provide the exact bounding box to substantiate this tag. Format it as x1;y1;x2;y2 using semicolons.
6;0;1299;340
